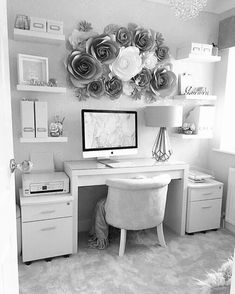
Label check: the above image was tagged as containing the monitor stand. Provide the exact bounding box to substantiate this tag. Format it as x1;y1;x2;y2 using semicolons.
97;158;119;167
97;158;137;168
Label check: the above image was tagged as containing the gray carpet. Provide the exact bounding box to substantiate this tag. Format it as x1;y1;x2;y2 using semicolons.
18;228;235;294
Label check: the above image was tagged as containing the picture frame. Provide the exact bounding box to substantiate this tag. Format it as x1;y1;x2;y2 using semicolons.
17;54;49;85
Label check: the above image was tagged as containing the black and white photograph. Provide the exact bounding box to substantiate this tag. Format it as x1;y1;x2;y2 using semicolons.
1;0;235;293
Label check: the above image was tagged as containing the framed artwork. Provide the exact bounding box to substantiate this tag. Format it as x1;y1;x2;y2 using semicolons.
17;54;49;85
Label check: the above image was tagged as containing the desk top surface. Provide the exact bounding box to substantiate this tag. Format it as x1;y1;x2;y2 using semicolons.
64;158;188;172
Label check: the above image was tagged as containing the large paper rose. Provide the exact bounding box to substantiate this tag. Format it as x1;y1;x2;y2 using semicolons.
150;67;177;98
105;76;123;99
116;27;132;47
87;79;105;99
110;47;142;82
133;28;154;52
155;46;169;62
132;68;152;89
86;34;119;64
67;51;103;87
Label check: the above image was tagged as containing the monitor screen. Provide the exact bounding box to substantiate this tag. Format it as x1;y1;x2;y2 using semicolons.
81;109;138;158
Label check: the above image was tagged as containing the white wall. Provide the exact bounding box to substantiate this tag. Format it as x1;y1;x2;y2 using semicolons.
208;8;235;212
7;0;220;228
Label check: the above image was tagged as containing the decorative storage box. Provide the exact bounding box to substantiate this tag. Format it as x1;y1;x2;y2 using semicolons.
191;43;202;55
47;20;63;35
177;43;214;59
30;17;47;32
201;44;212;56
218;16;235;49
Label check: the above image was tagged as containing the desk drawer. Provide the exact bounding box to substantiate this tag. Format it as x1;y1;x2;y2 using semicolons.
189;185;223;202
186;199;222;233
22;201;72;222
22;217;73;262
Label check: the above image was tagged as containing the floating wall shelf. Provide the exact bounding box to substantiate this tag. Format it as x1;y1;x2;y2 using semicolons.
13;28;65;44
17;84;66;93
176;46;221;62
176;53;221;63
172;133;213;139
174;95;217;101
20;137;68;143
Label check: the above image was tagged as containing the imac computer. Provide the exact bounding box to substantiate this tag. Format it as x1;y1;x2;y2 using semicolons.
81;109;138;166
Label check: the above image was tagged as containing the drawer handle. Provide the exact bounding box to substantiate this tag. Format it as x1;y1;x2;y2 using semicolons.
202;193;212;196
40;210;56;214
41;226;56;232
202;206;212;209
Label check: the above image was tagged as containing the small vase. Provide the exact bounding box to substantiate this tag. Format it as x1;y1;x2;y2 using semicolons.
49;122;63;137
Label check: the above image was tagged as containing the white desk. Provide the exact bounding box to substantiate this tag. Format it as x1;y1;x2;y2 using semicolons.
64;158;189;253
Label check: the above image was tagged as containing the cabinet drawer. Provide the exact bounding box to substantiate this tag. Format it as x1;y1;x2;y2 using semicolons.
21;201;72;222
189;185;223;202
22;217;73;262
186;199;222;233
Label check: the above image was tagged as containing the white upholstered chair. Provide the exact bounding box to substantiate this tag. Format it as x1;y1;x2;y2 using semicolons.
105;174;171;256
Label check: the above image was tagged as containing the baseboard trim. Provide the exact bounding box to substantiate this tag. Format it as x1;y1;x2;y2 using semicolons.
225;221;235;235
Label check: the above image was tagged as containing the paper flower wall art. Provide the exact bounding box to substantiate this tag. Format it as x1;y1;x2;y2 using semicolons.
66;20;176;102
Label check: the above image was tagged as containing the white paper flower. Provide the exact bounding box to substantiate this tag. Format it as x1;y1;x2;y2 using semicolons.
142;52;158;70
69;29;98;49
123;82;136;96
110;47;142;81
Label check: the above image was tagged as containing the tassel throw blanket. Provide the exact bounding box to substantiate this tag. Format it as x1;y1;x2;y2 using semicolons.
88;198;109;249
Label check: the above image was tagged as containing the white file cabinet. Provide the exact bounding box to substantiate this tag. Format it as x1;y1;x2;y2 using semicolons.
186;179;223;233
19;189;73;263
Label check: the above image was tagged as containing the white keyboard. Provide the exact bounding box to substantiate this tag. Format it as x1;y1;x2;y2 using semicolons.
106;161;137;168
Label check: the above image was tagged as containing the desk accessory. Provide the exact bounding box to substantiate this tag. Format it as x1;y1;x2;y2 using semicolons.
144;106;182;161
20;99;35;138
35;101;48;138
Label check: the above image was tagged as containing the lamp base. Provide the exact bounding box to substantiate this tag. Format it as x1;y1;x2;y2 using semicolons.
152;127;172;162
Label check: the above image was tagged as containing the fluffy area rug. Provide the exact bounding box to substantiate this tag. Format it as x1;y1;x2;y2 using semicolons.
18;228;235;294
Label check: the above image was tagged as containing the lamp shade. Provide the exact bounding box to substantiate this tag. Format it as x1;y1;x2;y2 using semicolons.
144;106;183;127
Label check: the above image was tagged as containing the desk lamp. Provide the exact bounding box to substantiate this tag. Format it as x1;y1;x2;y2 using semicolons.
144;106;182;161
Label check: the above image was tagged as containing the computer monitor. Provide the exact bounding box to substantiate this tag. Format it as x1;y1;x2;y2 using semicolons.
81;109;138;159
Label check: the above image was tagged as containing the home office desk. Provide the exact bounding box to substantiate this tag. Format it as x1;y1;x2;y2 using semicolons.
64;158;189;253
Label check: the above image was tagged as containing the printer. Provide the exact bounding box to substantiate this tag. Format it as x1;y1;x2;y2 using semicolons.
22;172;69;196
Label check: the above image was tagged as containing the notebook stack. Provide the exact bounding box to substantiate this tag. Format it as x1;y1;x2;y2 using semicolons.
188;169;214;183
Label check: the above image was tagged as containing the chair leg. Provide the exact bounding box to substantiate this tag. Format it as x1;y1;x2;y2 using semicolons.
157;223;166;248
119;229;127;256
